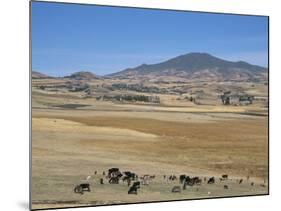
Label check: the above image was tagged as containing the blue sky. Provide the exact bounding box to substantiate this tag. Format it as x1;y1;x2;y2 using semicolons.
32;2;268;76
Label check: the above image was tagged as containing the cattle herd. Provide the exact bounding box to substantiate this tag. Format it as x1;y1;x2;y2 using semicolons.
73;168;266;195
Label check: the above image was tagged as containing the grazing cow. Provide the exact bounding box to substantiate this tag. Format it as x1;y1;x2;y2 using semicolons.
239;179;243;184
224;185;228;189
207;177;215;184
142;175;150;179
132;173;136;180
184;176;193;186
123;171;136;182
123;171;132;177
109;177;118;184
108;168;123;184
100;178;104;184
222;174;228;180
195;178;202;185
184;176;201;186
171;186;181;193
74;183;90;194
122;176;130;183
179;175;186;184
108;168;122;178
169;175;177;181
141;175;149;185
128;186;138;194
149;175;156;179
128;182;140;194
191;177;201;185
133;181;140;188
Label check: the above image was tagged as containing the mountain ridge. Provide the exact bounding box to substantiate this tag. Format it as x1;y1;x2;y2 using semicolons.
64;71;100;80
109;52;267;81
32;53;268;81
32;71;53;79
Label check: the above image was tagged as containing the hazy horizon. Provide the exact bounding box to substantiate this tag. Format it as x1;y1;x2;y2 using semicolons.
32;51;268;77
32;2;268;77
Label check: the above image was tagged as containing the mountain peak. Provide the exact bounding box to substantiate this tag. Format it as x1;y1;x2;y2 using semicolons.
65;71;100;80
109;52;267;81
32;71;52;79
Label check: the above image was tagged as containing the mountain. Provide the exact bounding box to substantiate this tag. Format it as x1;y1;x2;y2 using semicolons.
32;71;52;79
64;71;100;80
109;53;267;81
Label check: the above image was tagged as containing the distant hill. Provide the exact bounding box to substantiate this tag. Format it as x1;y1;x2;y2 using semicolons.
64;71;100;80
109;53;267;81
32;71;52;79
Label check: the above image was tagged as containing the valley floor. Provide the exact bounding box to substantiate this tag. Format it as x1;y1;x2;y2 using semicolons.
31;100;268;209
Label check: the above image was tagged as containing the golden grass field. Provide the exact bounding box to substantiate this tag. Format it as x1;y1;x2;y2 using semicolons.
31;78;268;209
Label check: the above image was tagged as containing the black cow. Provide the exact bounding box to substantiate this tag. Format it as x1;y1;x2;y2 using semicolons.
74;183;90;194
123;171;132;177
123;171;136;182
133;181;140;188
179;175;186;184
122;176;130;183
184;176;201;186
207;177;215;184
194;177;202;185
108;168;121;178
184;176;192;186
128;186;138;194
128;182;141;194
222;174;228;179
109;176;121;184
169;175;177;181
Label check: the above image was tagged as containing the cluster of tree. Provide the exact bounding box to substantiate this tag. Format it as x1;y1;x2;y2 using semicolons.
37;82;90;93
220;91;254;105
69;84;90;92
37;84;68;91
96;94;160;103
110;83;167;94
